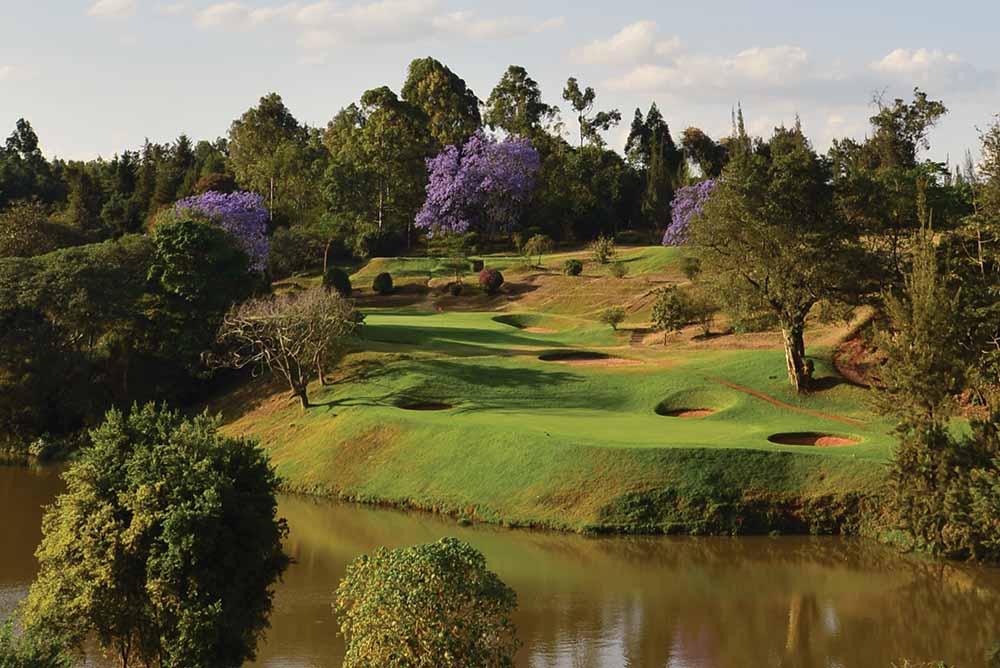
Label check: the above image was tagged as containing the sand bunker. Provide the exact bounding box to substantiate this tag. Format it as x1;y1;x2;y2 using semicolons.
768;432;859;447
656;407;717;418
395;400;453;411
538;351;642;367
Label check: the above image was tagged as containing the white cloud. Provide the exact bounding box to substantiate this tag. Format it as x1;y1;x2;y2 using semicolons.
569;20;680;66
611;45;811;93
87;0;137;18
155;2;188;16
195;0;562;53
870;48;994;92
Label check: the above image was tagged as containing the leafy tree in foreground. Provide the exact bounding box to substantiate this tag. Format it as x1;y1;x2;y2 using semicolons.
22;404;290;668
691;121;860;392
335;537;519;668
217;286;359;410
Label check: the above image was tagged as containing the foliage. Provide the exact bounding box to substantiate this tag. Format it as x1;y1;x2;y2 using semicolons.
192;172;237;195
174;190;270;272
663;180;716;246
651;286;691;337
691;120;861;392
401;57;481;148
599;306;626;330
680;127;729;177
563;258;583;276
372;272;393;295
521;233;553;266
22;404;290;668
217;286;359;409
415;132;540;239
484;65;556;137
334;537;519;668
0;200;80;259
479;267;505;294
589;234;616;264
609;261;628;278
885;419;1000;561
875;227;966;424
323;266;353;297
0;621;72;668
562;77;621;148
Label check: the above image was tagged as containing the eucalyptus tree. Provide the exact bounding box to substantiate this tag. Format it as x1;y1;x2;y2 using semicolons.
562;77;621;147
484;65;557;138
401;57;482;148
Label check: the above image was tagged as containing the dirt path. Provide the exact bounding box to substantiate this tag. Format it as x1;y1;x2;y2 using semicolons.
706;377;868;427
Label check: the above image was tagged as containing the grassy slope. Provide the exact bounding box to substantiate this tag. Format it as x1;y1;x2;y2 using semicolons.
220;247;898;534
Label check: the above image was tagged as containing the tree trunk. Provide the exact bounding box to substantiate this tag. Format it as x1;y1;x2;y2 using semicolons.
781;322;811;393
323;238;332;275
296;389;310;411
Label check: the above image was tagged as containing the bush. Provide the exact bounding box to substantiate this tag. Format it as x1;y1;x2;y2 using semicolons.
680;256;702;281
334;538;519;668
323;267;352;297
268;226;327;280
479;268;504;295
599;306;626;331
470;258;484;272
615;229;648;245
563;259;583;276
651;287;690;340
372;272;393;295
610;262;628;279
589;235;616;264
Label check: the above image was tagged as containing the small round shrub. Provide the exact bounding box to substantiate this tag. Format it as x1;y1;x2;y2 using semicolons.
470;259;485;272
479;268;505;295
372;272;393;295
610;262;629;279
589;235;617;264
563;259;583;276
323;267;352;297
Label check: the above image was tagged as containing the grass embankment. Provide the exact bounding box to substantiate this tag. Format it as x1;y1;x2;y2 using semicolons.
219;245;897;535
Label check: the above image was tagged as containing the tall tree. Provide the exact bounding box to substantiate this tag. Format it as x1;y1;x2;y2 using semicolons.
562;77;621;147
691;122;859;392
680;127;729;177
484;65;557;138
0;119;61;208
401;57;481;148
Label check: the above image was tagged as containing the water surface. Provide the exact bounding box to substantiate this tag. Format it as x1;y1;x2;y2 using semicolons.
3;465;999;668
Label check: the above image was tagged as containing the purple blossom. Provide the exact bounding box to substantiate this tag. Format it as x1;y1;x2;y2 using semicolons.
175;191;269;272
663;179;716;246
415;131;541;238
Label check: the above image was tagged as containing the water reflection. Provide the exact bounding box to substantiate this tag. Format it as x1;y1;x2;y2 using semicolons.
2;467;999;668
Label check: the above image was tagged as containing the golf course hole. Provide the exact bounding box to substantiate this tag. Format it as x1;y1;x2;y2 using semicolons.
396;400;453;411
656;406;717;418
768;432;859;447
538;351;643;366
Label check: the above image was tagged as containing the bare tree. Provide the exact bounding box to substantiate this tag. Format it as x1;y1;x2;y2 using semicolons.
216;286;359;410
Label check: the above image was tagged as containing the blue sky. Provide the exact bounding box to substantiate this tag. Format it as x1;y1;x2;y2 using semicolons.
2;0;998;165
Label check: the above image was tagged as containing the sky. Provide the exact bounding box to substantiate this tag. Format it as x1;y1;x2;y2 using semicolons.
2;0;999;165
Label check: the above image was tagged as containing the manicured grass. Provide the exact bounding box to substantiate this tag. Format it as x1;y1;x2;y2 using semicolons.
219;295;896;534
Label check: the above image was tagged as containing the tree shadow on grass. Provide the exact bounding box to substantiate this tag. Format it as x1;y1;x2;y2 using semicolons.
362;321;568;352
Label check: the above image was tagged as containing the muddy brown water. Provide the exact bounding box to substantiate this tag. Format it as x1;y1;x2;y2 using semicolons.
3;465;1000;668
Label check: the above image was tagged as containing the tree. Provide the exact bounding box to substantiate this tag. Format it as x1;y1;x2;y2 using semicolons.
663;180;716;246
484;65;557;137
562;77;621;147
21;404;290;668
522;233;553;266
415;131;540;240
680;127;729;177
600;306;626;330
174;190;270;272
691;122;857;392
334;537;519;668
217;286;359;410
0;199;76;258
625;104;684;229
0;119;61;209
589;234;616;264
651;286;690;343
401;57;482;148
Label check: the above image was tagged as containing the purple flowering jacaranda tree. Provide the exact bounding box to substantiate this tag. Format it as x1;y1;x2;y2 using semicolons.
662;179;716;246
175;190;270;272
415;131;541;238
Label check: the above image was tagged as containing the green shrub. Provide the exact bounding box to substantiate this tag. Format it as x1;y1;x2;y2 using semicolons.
470;258;484;272
323;267;352;297
372;272;393;295
651;287;690;340
589;235;616;264
478;268;504;295
610;262;628;279
680;256;701;281
563;259;583;276
599;306;626;330
522;234;554;266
